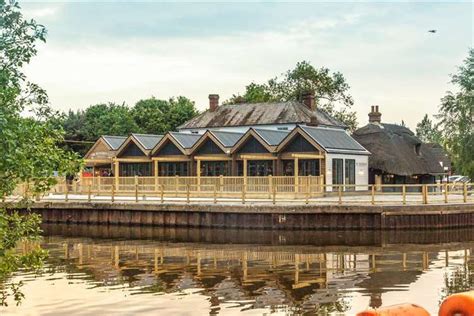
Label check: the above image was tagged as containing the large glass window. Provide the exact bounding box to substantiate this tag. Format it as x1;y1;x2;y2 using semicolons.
282;159;320;176
237;160;274;176
345;159;355;190
120;163;152;177
200;161;229;176
332;159;343;185
159;162;188;176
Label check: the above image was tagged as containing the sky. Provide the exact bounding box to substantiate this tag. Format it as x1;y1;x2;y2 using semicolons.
21;0;473;130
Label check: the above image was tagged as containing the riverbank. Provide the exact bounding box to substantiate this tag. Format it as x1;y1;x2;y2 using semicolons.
6;200;474;230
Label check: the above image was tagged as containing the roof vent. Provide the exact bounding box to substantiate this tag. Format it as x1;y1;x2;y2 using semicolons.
369;105;382;124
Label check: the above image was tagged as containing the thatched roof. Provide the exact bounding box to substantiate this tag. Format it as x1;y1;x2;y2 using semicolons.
177;101;345;130
424;143;452;171
352;123;444;176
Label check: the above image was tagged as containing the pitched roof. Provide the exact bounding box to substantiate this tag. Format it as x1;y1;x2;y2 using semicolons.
210;130;244;147
169;132;201;149
132;133;163;150
102;135;127;150
353;123;445;175
178;101;345;130
424;143;452;171
253;128;290;146
300;125;370;154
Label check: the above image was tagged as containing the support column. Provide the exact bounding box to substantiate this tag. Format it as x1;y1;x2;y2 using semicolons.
294;157;299;193
114;159;119;189
154;160;159;192
243;158;248;186
196;159;201;191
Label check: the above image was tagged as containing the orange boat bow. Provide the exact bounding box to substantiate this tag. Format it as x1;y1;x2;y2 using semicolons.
357;303;430;316
439;291;474;316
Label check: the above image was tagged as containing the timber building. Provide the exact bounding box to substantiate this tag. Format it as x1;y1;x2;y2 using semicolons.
84;93;370;191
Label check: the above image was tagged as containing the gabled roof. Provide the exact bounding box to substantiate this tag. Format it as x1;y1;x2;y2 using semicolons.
353;123;444;175
209;130;244;148
178;101;345;130
132;133;163;150
300;125;369;155
230;128;275;154
253;129;290;146
102;135;127;150
169;132;201;149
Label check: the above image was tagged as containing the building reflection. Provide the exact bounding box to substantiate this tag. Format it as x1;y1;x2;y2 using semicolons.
36;224;474;313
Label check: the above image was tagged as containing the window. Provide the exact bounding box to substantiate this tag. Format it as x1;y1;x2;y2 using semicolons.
159;162;188;176
200;161;229;176
120;163;152;177
345;159;355;190
282;159;320;176
237;160;273;176
332;159;343;185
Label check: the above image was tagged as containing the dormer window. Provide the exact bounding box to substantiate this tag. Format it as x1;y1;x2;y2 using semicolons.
415;143;421;156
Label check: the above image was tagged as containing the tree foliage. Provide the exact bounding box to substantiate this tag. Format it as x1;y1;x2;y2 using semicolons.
416;114;442;144
0;0;81;305
225;61;358;131
436;49;474;178
61;96;198;154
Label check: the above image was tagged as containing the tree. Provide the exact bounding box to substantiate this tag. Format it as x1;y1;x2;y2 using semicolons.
131;96;198;134
0;0;80;305
81;103;140;140
437;49;474;179
225;61;358;131
416;114;442;143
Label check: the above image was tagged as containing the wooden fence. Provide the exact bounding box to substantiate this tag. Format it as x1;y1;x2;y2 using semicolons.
8;176;474;205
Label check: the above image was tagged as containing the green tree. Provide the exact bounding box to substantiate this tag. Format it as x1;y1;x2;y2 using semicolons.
0;0;80;305
416;114;442;143
132;96;198;134
437;49;474;179
81;103;140;140
225;61;357;131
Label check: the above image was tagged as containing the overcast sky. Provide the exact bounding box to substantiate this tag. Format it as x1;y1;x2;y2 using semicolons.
21;1;472;129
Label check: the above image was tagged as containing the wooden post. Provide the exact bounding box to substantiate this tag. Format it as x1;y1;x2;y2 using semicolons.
402;185;406;205
371;185;375;205
111;184;115;202
186;184;190;204
294;157;299;193
243;159;248;187
98;175;101;196
272;186;276;205
338;185;342;205
268;175;273;199
114;160;119;190
88;184;91;202
135;183;138;203
219;175;224;192
242;184;246;204
154;160;159;192
175;175;179;197
65;184;69;202
444;183;448;203
214;184;217;204
160;184;164;203
464;182;468;203
196;159;201;192
305;183;310;205
402;253;407;270
423;185;428;204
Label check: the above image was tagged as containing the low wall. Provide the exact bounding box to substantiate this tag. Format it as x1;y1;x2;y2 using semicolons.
10;201;474;230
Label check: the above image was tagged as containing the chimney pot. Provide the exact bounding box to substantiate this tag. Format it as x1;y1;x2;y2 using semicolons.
368;105;382;124
209;94;219;112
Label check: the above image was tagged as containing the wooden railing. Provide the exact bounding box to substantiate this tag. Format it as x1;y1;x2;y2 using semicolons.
7;177;474;205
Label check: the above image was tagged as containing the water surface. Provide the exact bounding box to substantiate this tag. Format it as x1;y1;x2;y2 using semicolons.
2;225;473;315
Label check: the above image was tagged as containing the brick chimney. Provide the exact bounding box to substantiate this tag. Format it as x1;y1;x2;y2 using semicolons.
368;105;382;124
302;92;316;111
209;94;219;112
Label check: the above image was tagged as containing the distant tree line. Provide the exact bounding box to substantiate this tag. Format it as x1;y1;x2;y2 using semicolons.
59;96;198;154
416;49;473;179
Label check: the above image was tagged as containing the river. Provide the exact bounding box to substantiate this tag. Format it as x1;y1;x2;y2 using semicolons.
1;224;473;315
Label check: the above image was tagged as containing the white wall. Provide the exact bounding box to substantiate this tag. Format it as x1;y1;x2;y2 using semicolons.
325;153;369;191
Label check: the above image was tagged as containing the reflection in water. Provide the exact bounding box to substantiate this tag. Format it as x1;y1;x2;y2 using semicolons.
1;224;474;315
